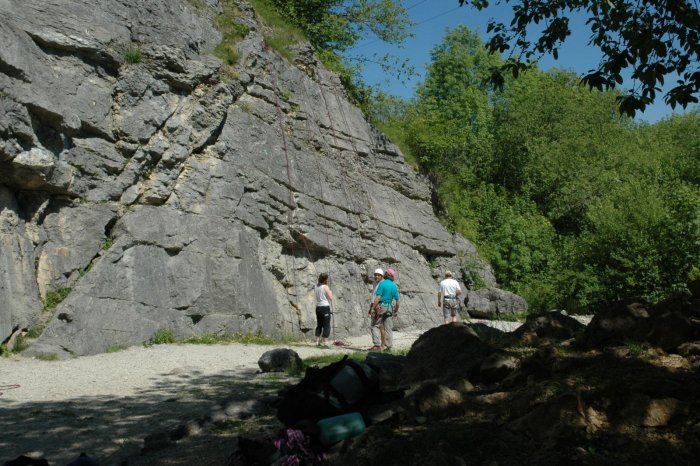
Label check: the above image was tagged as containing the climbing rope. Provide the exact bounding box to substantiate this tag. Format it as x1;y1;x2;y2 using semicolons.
264;45;351;342
263;43;417;339
315;79;381;334
325;88;396;266
294;75;334;266
0;384;20;397
296;77;354;342
263;44;304;335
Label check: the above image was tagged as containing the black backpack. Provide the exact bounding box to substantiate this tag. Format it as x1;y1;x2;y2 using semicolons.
275;355;379;427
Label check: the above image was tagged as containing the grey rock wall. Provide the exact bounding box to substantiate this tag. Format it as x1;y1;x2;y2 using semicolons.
0;0;512;357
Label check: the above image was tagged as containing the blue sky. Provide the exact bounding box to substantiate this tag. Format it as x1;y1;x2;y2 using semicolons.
347;0;695;123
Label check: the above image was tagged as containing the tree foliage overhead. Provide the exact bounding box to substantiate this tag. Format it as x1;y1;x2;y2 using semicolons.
271;0;412;52
460;0;700;117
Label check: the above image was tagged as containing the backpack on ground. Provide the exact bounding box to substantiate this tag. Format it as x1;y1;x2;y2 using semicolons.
275;355;379;427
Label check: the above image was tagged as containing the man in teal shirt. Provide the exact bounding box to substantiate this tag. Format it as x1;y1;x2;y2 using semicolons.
370;268;400;351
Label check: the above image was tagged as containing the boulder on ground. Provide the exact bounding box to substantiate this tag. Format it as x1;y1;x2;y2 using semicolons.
405;381;464;418
467;322;512;345
582;295;700;351
581;299;652;349
400;323;494;385
258;348;301;373
464;287;528;319
512;311;586;344
365;351;406;391
479;352;520;383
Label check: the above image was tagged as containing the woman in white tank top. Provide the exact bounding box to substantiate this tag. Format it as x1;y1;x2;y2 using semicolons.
314;273;334;345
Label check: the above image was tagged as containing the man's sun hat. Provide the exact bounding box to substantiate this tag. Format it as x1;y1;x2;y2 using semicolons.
374;268;384;276
385;267;397;278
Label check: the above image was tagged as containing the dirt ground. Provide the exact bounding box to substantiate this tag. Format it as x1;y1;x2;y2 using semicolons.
0;331;424;466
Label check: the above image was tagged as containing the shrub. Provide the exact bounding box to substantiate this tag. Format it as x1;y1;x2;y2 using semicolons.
181;330;300;345
36;353;58;361
149;329;177;345
213;0;251;67
106;344;128;353
45;288;71;311
249;0;305;61
124;47;143;64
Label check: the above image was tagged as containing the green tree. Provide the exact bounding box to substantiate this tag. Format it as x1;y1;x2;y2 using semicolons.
460;0;700;116
396;27;561;310
643;112;700;185
443;180;558;310
488;70;698;309
573;179;700;307
407;26;500;179
491;69;631;233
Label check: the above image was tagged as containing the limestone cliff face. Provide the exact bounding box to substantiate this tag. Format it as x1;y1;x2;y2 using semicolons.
0;0;515;356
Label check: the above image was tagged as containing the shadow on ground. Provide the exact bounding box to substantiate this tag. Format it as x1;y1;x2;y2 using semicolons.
0;366;290;466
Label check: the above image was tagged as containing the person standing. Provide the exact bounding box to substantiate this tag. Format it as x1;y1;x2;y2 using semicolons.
368;268;386;350
438;270;463;324
314;273;333;346
370;268;400;351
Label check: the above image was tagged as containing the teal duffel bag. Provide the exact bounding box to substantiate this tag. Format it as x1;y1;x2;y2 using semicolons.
317;412;366;445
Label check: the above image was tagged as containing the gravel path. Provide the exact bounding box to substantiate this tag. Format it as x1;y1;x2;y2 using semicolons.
0;331;426;466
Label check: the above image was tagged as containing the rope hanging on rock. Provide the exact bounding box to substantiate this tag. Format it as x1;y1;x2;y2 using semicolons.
265;44;344;340
315;77;381;333
335;91;398;263
264;43;305;334
320;80;401;283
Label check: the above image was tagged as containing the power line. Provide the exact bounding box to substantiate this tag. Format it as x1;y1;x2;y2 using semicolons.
353;5;462;50
415;5;461;27
406;0;430;11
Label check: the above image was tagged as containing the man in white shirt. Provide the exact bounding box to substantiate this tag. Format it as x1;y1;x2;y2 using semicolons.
438;271;463;324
